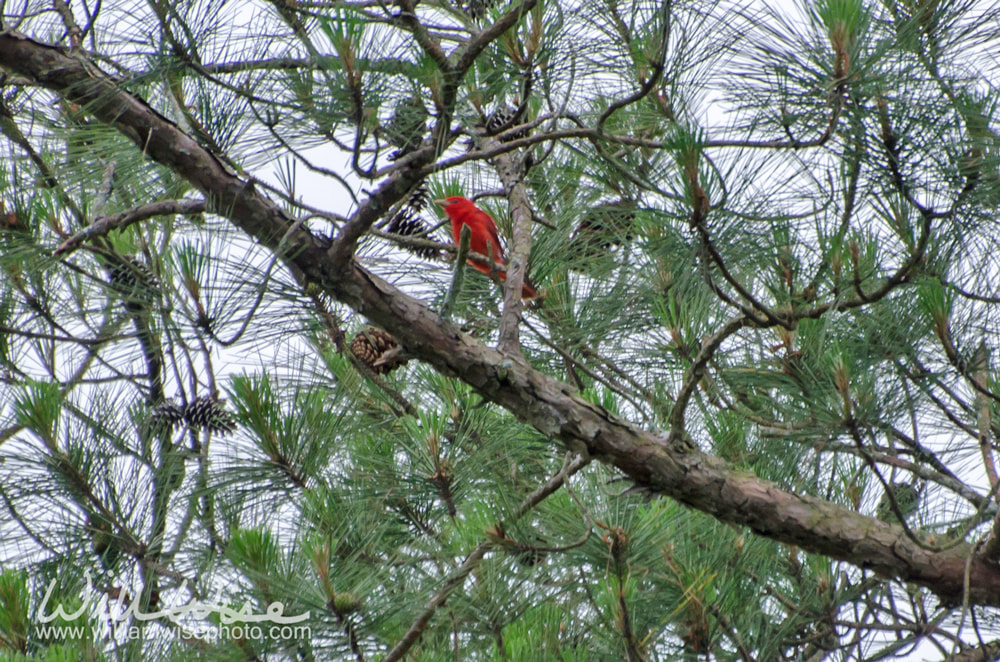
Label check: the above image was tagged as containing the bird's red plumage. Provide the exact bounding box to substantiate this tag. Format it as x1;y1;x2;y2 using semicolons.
437;196;537;299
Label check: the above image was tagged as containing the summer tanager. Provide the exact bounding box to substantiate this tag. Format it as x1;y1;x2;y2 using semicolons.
435;196;537;299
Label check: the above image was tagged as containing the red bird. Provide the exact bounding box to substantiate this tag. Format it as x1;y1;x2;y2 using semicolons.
435;196;537;299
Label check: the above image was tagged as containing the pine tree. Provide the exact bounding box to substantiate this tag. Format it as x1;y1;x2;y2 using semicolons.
3;0;1000;660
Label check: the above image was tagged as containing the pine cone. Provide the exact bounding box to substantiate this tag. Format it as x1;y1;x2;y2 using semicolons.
486;104;529;142
385;213;442;261
183;396;237;435
465;0;487;18
385;95;428;161
149;400;185;431
568;199;637;268
108;256;159;291
406;183;430;212
384;184;443;260
108;256;159;311
875;482;920;524
351;328;408;375
463;0;499;19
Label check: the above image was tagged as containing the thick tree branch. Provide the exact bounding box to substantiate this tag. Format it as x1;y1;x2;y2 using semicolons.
946;639;1000;662
6;32;1000;608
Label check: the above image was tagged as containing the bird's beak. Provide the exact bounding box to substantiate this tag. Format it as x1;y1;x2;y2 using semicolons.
433;198;448;206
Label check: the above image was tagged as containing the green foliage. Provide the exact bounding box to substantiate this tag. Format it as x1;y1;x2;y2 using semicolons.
0;571;29;653
13;382;61;450
813;0;870;51
0;644;88;662
227;527;284;580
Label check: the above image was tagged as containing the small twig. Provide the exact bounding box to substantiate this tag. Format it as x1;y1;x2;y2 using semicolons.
951;540;984;659
619;578;645;662
251;103;360;205
692;217;783;327
394;0;451;72
208;218;307;347
799;209;934;319
843;414;983;552
52;0;83;51
596;0;671;133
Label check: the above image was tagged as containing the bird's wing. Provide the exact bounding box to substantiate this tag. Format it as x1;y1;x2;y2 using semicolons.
477;209;506;263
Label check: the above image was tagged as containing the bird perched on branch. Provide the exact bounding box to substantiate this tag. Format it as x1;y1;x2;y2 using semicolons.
435;196;537;299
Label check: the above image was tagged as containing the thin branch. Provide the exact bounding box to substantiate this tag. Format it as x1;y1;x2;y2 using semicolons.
0;325;130;346
454;0;540;74
51;0;83;50
394;0;451;72
253;106;360;206
596;0;671;132
54;199;206;256
669;315;750;438
520;313;653;423
383;453;589;662
691;214;784;327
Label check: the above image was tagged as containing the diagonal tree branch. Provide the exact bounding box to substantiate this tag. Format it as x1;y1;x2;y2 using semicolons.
54;198;206;256
5;31;1000;608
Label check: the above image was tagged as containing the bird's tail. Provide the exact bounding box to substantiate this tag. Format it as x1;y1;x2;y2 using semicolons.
468;259;538;300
